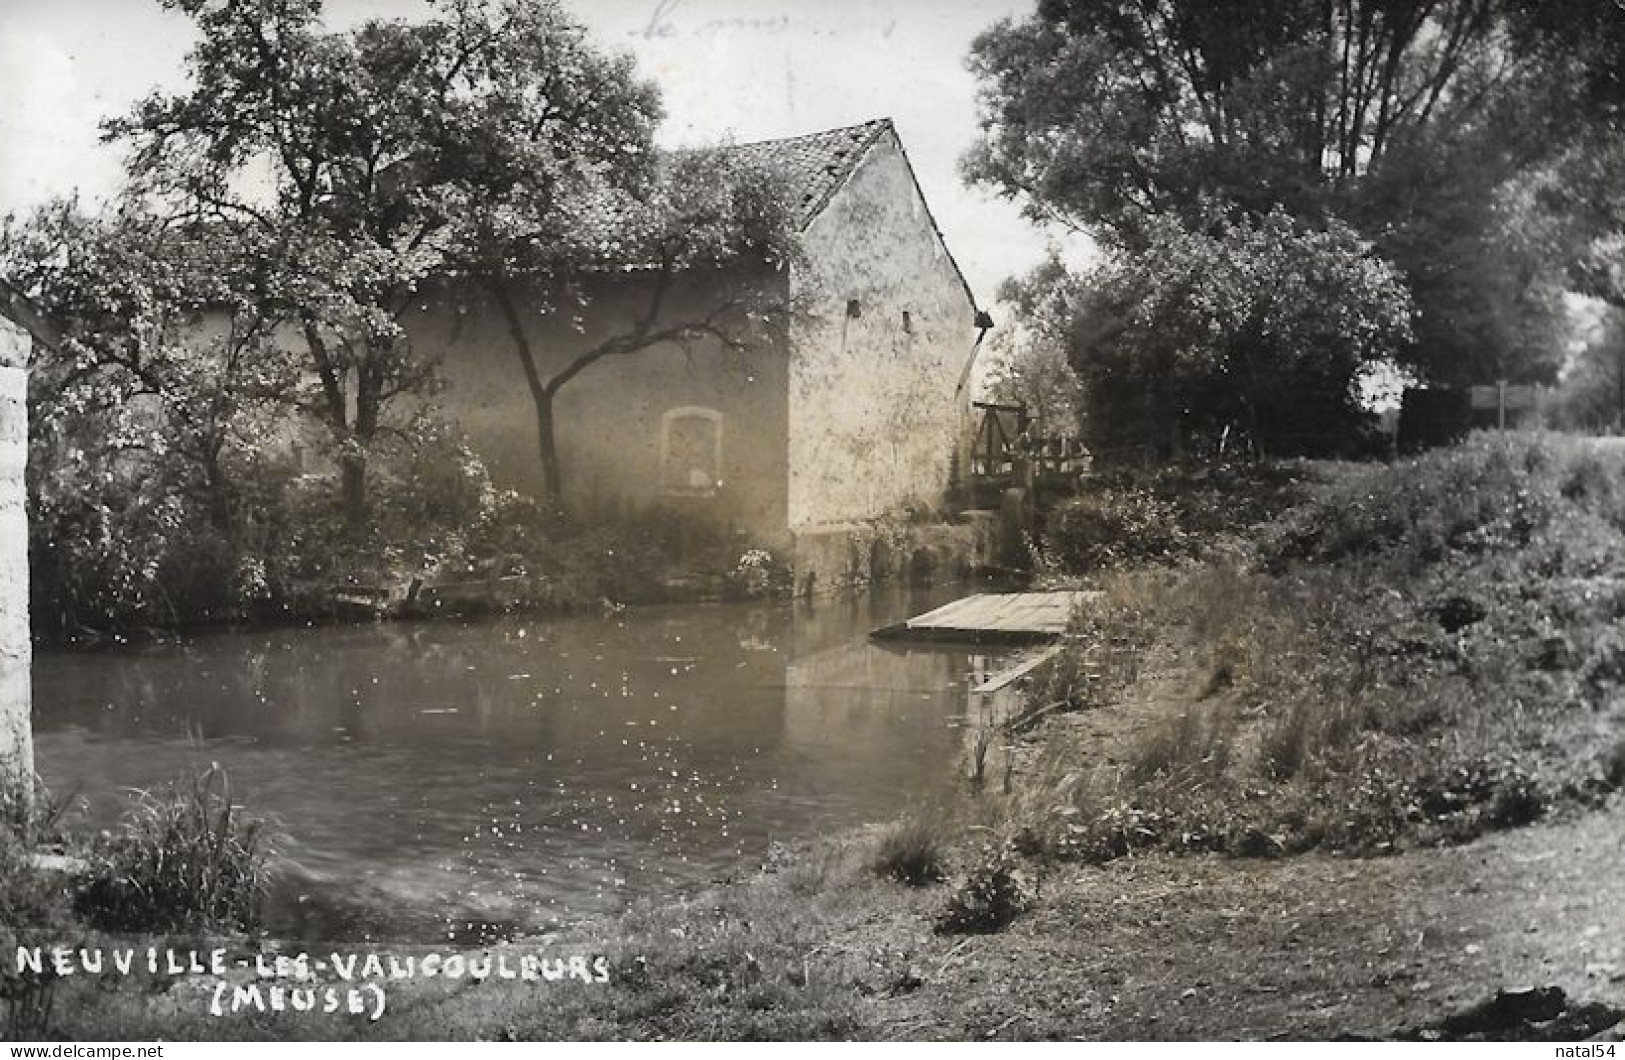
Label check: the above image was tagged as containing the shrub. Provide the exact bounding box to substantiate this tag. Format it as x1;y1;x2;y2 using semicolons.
936;847;1031;934
1487;769;1546;829
1602;737;1625;792
1265;432;1625;573
1040;487;1191;572
725;549;791;600
28;480;241;636
75;766;272;934
374;421;498;539
870;818;947;886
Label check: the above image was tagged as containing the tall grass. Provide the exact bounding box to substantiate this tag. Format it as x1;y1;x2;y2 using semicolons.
869;817;949;886
1258;698;1372;780
75;765;272;934
1000;433;1625;864
1124;705;1241;786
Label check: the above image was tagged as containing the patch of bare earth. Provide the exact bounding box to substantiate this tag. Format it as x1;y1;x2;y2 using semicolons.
847;795;1625;1040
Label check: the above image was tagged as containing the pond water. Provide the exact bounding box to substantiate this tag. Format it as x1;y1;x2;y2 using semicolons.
31;585;1004;943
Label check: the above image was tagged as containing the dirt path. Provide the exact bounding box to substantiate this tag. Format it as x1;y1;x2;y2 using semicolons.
857;798;1625;1040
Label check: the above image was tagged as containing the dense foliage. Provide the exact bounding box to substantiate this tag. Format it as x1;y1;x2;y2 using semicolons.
1552;308;1625;431
966;0;1617;450
5;205;298;632
1047;208;1413;456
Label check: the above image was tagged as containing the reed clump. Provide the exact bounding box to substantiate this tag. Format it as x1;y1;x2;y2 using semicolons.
75;764;272;934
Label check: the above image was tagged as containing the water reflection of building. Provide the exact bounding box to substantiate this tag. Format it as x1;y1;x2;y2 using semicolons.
785;643;960;745
34;592;1001;847
782;596;980;802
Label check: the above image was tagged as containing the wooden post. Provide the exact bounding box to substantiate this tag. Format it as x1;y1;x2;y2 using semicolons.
1497;379;1507;431
0;316;31;827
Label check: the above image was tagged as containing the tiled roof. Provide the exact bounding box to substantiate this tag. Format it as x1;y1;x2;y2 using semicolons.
574;116;980;312
725;118;894;229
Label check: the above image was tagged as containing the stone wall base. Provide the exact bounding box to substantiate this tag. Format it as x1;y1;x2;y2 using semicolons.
790;513;996;598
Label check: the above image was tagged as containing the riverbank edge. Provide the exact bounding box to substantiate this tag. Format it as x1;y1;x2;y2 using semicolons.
33;513;999;651
22;789;1625;1042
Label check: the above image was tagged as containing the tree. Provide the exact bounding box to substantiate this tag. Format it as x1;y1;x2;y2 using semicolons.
982;258;1087;437
1036;207;1413;457
1553;307;1625;431
105;0;464;528
1497;2;1625;367
1;201;297;630
429;86;801;501
369;0;670;503
1354;124;1578;385
964;0;1594;389
965;0;1541;234
1561;137;1625;314
110;0;798;510
1504;0;1625;128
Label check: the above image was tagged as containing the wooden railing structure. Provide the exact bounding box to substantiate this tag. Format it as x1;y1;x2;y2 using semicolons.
966;401;1091;508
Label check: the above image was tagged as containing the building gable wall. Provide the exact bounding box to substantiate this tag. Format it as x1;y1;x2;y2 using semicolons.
786;132;978;530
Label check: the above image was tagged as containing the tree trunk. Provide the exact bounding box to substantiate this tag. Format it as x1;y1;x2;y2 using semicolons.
1161;375;1184;461
535;388;563;503
301;320;370;530
202;453;236;540
490;281;566;503
341;454;367;529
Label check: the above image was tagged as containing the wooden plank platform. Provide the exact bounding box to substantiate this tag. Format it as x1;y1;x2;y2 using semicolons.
870;591;1099;645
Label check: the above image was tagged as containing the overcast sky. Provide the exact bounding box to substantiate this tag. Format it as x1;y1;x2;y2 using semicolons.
0;0;1074;303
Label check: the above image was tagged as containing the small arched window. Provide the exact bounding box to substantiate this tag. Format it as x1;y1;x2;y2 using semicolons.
661;406;724;495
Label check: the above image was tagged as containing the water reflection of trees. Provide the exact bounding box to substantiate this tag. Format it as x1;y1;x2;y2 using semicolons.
33;593;985;927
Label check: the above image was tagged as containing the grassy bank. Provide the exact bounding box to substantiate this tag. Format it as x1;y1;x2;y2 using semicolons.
3;818;979;1041
1013;432;1625;862
2;766;274;1040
